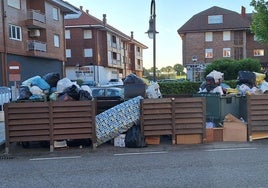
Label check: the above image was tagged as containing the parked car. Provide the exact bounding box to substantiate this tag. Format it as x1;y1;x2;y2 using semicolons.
91;86;124;99
107;78;123;86
81;80;98;87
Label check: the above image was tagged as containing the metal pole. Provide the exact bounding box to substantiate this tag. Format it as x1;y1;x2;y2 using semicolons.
152;0;156;82
153;15;156;82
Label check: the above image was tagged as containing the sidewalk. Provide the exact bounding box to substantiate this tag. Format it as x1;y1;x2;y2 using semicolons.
0;121;5;149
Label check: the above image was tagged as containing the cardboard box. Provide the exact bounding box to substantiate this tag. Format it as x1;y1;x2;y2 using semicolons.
176;134;202;144
114;134;126;147
145;136;160;145
223;114;247;142
54;140;67;148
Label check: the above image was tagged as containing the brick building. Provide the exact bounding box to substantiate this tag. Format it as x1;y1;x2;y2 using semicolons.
177;6;268;81
0;0;78;86
64;6;147;85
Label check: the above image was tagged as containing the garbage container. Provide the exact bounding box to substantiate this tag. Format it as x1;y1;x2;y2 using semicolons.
193;93;241;125
124;83;146;99
193;93;221;121
239;95;247;121
123;73;146;100
220;94;240;120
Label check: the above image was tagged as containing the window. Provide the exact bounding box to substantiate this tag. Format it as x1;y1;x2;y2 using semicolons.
223;31;231;41
52;7;59;20
65;30;70;39
9;24;22;41
205;32;213;42
54;34;60;47
205;49;213;58
234;31;243;45
66;49;71;58
112;52;117;60
7;0;20;9
84;30;92;39
223;48;231;57
234;47;243;60
84;49;93;57
254;49;264;56
112;35;116;43
208;15;223;24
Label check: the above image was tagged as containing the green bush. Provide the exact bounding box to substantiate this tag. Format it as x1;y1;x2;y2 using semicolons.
204;58;261;80
158;82;201;95
158;80;239;95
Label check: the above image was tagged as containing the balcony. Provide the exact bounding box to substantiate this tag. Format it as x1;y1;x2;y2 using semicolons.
25;10;46;29
27;40;47;52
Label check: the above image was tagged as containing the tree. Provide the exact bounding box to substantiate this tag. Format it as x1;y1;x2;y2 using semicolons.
250;0;268;43
173;64;185;75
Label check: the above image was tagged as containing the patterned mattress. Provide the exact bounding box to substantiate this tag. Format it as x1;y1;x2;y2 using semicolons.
95;96;143;146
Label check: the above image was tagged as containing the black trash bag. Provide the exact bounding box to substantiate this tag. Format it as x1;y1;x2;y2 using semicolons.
265;71;268;82
58;85;80;101
237;71;256;88
57;92;75;101
205;76;217;92
43;72;60;88
125;121;146;148
123;73;145;84
17;86;32;100
79;90;93;101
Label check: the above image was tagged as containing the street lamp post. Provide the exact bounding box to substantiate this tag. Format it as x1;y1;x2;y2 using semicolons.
146;0;158;82
192;55;198;82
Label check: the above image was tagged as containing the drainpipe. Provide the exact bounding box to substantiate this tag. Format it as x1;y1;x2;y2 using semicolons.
62;13;66;78
1;1;8;86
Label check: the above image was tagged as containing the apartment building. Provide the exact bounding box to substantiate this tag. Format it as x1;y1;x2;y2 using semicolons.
64;6;147;85
0;0;78;86
177;6;268;81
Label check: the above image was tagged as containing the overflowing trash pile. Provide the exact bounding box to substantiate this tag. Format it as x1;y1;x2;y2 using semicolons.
199;70;268;96
17;72;93;102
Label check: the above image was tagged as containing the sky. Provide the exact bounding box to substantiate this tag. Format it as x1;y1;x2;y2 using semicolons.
65;0;254;69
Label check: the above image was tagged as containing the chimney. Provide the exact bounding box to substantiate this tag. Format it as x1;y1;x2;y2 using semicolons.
86;9;89;14
80;6;83;10
131;31;134;39
241;6;246;18
103;14;107;25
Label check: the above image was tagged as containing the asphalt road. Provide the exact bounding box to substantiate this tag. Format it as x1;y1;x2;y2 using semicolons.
1;140;268;188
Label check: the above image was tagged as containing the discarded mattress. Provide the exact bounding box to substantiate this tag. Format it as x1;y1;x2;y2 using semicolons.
95;96;143;146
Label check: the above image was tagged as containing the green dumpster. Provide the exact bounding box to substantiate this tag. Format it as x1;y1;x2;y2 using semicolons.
193;93;242;125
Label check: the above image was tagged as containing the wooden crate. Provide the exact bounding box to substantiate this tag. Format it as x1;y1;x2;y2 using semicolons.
145;136;160;145
213;128;223;142
176;134;202;144
205;128;214;143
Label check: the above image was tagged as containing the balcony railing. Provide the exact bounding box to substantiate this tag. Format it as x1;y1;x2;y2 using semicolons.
27;10;46;23
27;40;47;52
